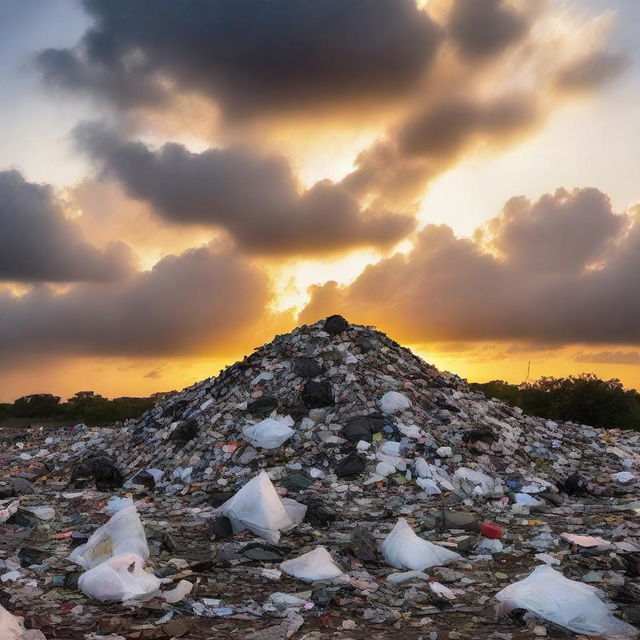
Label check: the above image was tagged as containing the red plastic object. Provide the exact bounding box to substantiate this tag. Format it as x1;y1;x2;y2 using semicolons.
480;522;503;539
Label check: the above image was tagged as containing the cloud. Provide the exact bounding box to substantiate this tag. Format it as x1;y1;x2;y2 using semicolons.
343;92;540;204
555;51;628;92
575;351;640;366
75;123;416;255
447;0;532;60
36;0;441;122
300;187;640;346
0;170;135;283
341;5;627;207
0;243;281;358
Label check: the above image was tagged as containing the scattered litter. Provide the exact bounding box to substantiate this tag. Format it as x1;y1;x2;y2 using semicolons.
280;547;344;582
219;470;306;543
242;417;295;449
495;565;638;637
78;553;161;602
382;518;461;570
68;503;150;569
560;533;611;548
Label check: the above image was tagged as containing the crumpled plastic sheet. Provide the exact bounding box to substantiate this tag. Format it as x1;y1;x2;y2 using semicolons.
495;565;638;638
68;504;149;569
382;518;461;571
219;470;306;543
280;546;344;582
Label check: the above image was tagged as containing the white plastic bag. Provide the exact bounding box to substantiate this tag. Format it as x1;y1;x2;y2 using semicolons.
78;553;161;602
280;547;344;582
68;504;149;569
242;418;294;449
0;604;24;640
495;565;638;637
219;471;306;543
414;458;455;491
382;518;461;571
379;391;411;414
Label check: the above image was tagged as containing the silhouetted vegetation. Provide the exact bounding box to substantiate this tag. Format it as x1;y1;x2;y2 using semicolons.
472;373;640;430
0;390;160;426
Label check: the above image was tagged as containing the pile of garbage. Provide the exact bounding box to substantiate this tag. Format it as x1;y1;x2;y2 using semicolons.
0;316;639;639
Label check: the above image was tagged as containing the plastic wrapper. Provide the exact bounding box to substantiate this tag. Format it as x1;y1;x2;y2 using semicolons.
219;471;306;543
280;546;344;582
382;518;461;570
78;553;161;602
495;565;638;637
242;417;294;449
68;504;149;569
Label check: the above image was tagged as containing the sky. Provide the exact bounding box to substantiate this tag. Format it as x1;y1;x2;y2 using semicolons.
1;0;639;401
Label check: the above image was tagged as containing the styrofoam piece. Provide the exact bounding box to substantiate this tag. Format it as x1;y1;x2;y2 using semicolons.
242;418;295;449
78;553;161;602
68;504;149;569
280;547;344;582
495;565;638;637
219;471;306;543
379;391;411;414
382;518;461;571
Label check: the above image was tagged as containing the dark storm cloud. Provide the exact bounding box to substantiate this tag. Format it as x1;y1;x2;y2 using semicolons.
36;0;441;120
555;51;628;92
397;94;537;157
0;170;134;283
344;93;539;203
75;123;416;254
448;0;531;59
0;244;271;357
301;188;640;346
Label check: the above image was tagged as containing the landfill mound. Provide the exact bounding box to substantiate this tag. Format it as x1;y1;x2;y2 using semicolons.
1;316;640;639
91;315;637;500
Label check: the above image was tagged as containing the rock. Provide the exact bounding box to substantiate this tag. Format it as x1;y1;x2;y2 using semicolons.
334;452;366;478
323;314;349;335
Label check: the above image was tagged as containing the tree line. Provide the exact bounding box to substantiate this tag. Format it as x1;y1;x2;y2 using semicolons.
471;373;640;431
2;373;639;430
0;390;160;425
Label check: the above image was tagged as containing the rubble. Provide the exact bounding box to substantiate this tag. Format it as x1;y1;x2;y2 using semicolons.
0;317;639;638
